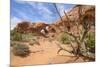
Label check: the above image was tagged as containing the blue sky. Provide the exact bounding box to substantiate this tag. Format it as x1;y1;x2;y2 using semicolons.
11;0;76;29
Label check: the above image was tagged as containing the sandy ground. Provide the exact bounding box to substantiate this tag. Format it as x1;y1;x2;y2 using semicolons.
11;37;84;66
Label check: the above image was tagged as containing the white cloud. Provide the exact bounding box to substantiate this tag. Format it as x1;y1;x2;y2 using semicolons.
14;0;27;4
38;6;52;15
26;2;53;15
11;8;33;30
26;2;36;7
36;3;54;23
11;17;21;30
26;2;54;23
56;4;66;16
42;13;55;23
56;4;72;16
14;8;32;21
12;1;56;23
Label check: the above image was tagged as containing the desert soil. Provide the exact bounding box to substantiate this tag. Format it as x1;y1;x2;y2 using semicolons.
11;37;84;66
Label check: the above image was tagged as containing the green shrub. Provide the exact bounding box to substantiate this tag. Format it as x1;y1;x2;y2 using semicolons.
59;32;71;44
12;33;22;41
11;42;17;47
12;44;30;57
11;29;39;41
21;33;38;42
32;33;39;36
29;39;35;46
86;32;95;48
11;30;22;41
10;30;16;36
86;32;95;53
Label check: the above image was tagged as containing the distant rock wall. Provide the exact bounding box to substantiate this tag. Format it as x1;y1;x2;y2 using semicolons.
13;5;95;36
54;5;95;33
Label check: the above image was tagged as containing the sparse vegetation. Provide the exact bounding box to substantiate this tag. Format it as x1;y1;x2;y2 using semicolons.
11;29;38;42
12;44;30;57
54;4;95;61
11;4;95;65
86;32;95;53
11;42;17;47
11;30;22;41
12;33;22;41
59;32;71;44
29;39;36;46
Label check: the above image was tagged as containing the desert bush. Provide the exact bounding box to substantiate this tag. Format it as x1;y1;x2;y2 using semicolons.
86;32;95;53
21;33;38;42
12;33;22;41
29;39;40;46
11;29;39;41
11;42;17;47
59;32;71;44
10;30;16;36
12;44;30;57
29;39;35;46
11;30;22;41
32;33;39;36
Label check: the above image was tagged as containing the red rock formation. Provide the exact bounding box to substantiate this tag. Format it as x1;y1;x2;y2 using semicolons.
15;21;31;33
13;5;95;37
54;5;95;33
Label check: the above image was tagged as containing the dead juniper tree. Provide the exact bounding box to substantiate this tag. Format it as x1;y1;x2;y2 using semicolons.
53;4;95;61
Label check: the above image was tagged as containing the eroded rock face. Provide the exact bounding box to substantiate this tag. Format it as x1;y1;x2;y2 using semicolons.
15;21;31;33
33;22;48;28
13;5;95;36
54;5;95;33
31;22;46;30
14;21;57;34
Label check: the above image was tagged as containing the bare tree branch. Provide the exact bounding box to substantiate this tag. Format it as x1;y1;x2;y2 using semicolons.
55;42;73;54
